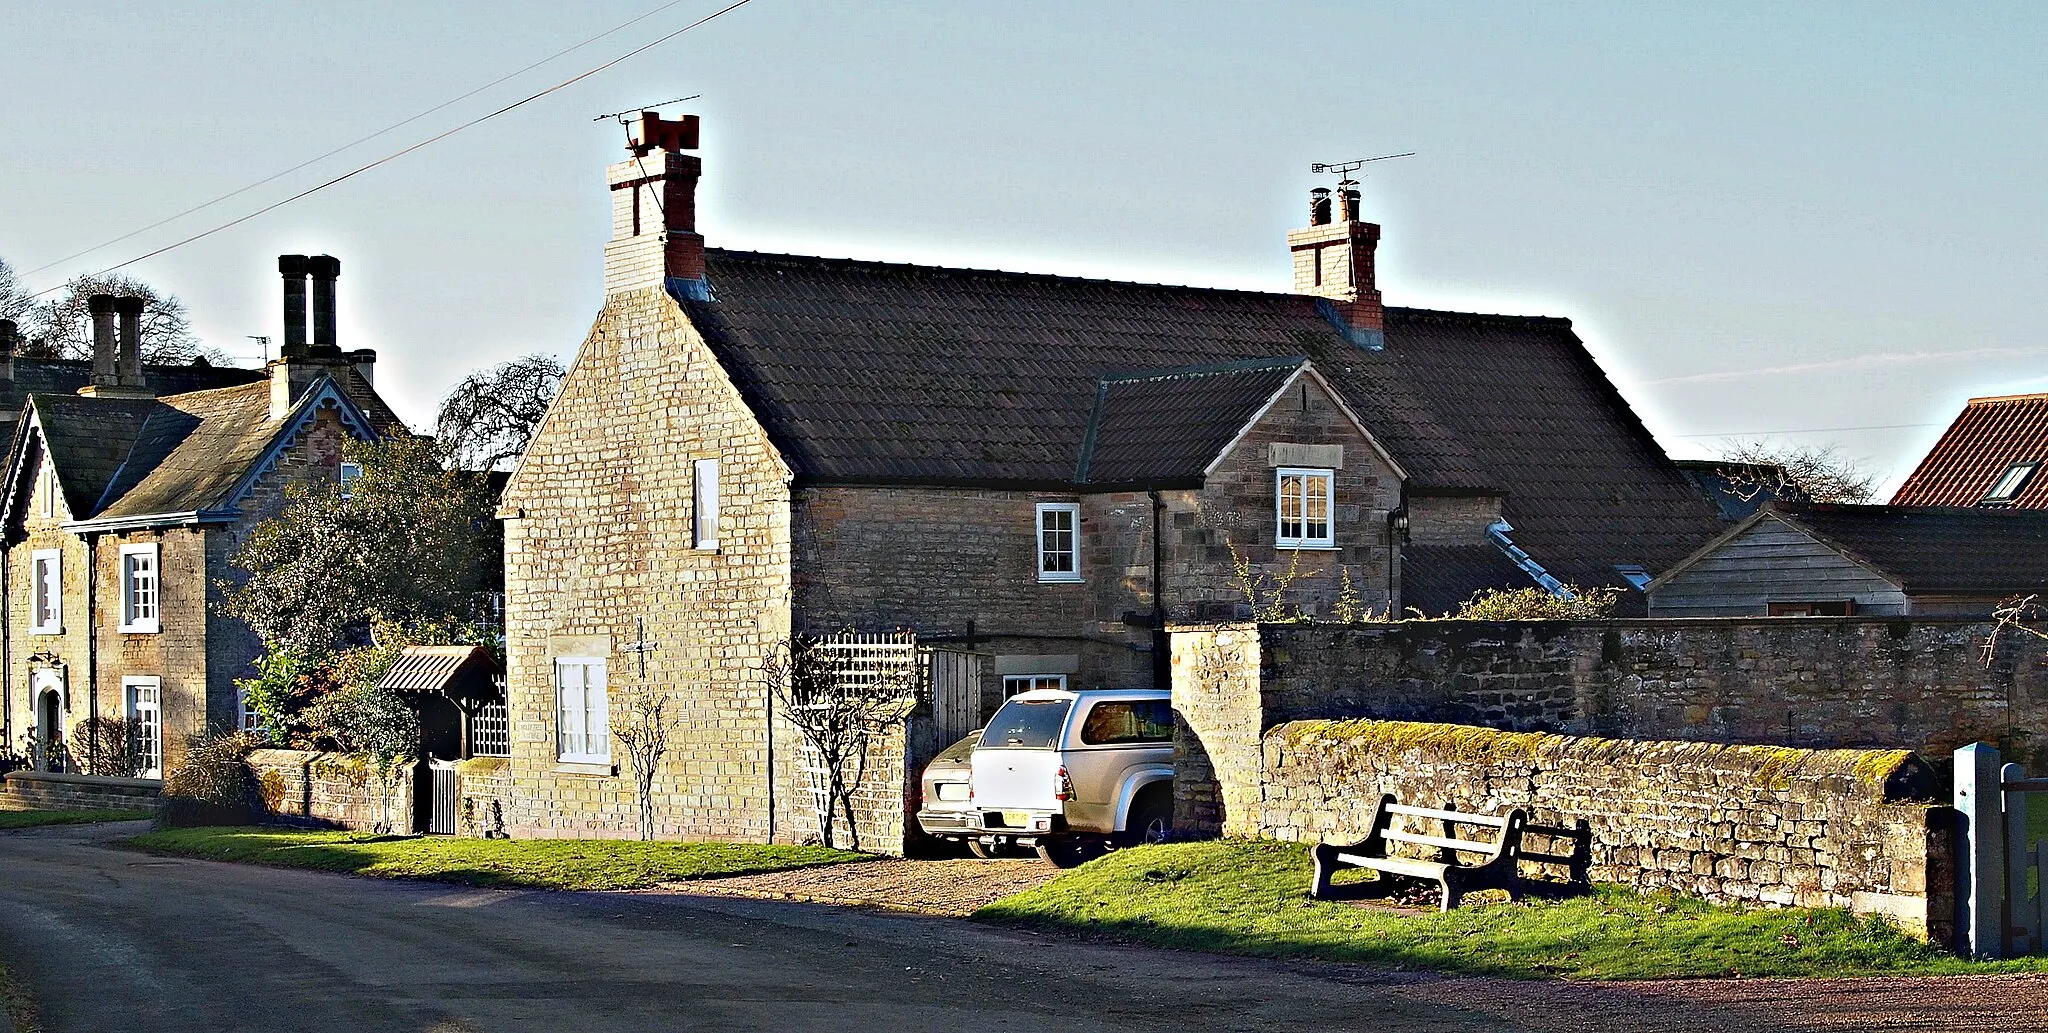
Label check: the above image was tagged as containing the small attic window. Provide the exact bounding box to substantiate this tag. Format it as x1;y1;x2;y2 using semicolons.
1981;462;2039;506
1614;565;1652;591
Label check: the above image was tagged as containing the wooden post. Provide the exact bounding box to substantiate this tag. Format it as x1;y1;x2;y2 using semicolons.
1956;743;2006;959
2006;763;2036;954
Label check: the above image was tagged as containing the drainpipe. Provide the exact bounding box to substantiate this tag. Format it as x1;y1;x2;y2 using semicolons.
84;533;98;771
2;537;11;750
1149;490;1168;691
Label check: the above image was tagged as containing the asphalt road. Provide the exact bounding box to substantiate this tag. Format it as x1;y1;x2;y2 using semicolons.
3;822;2046;1033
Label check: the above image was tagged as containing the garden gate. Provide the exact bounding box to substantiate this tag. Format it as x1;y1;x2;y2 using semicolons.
1955;743;2048;958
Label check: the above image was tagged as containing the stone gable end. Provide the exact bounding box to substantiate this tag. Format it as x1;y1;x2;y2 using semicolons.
500;286;796;842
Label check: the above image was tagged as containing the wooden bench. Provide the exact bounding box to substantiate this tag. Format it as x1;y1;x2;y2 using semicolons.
1309;794;1528;911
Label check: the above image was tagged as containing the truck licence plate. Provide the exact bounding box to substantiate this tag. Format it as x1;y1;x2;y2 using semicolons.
1001;811;1031;827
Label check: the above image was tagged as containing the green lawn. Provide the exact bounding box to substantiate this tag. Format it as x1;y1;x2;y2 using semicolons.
0;808;152;830
128;827;868;891
975;839;2048;980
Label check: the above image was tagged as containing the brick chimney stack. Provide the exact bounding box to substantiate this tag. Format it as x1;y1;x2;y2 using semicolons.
1288;180;1385;349
604;112;707;300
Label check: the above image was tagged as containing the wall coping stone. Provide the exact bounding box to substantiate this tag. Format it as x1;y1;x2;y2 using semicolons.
4;770;162;791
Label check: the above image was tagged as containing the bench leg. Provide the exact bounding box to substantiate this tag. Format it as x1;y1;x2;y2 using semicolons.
1310;843;1340;900
1437;876;1458;912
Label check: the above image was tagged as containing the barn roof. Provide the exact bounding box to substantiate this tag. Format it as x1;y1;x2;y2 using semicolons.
1655;502;2048;597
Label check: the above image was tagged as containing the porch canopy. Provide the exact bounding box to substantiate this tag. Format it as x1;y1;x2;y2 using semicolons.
378;645;506;761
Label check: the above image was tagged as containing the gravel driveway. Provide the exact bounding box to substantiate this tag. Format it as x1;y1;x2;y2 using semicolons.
2;822;2045;1032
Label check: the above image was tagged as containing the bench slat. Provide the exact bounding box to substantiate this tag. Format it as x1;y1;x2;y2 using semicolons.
1381;828;1501;854
1385;804;1509;828
1335;853;1449;879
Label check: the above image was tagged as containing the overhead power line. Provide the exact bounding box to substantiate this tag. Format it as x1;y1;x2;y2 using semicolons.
1667;421;1939;439
29;0;757;297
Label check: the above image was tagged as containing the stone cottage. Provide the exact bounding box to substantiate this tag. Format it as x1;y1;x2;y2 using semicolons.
493;113;1724;846
0;256;404;776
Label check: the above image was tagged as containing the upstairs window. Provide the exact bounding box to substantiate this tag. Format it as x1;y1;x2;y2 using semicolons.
30;550;61;635
693;458;720;550
555;657;610;764
1275;468;1335;548
1981;462;2039;506
338;461;364;499
1036;503;1081;582
119;543;160;634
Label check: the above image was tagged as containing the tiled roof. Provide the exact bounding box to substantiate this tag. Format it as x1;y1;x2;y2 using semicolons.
1774;503;2048;595
1078;358;1304;485
1401;543;1543;617
1892;393;2048;508
90;380;283;519
378;644;502;695
28;393;158;518
0;358;261;416
684;250;1724;591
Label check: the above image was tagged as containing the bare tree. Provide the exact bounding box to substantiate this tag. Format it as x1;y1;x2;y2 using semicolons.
26;272;207;363
435;354;566;471
759;634;921;851
1716;441;1878;505
0;256;31;324
612;687;676;842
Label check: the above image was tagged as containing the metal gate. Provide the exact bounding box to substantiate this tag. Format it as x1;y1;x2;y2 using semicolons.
1955;743;2048;957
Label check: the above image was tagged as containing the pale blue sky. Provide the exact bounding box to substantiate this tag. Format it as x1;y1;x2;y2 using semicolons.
3;1;2042;492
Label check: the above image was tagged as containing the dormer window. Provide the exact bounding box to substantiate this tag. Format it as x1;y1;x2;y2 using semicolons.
1981;462;2038;506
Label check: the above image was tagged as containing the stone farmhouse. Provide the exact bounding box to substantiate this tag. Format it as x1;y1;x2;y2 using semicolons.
494;113;1726;845
1649;502;2048;617
0;256;403;777
1893;391;2048;508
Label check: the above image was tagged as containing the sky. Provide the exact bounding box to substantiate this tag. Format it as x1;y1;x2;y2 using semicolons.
3;1;2043;494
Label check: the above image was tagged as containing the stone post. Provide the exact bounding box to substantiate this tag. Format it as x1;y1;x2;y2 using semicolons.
1955;743;2005;958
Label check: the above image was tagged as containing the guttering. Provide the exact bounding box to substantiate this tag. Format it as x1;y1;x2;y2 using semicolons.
792;474;1205;494
61;510;238;535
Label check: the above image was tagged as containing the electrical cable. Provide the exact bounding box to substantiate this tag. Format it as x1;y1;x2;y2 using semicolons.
1666;422;1939;439
28;0;757;296
23;0;712;281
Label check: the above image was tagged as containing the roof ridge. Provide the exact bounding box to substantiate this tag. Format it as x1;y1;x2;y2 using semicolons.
1965;392;2048;405
1096;355;1309;384
701;248;1576;327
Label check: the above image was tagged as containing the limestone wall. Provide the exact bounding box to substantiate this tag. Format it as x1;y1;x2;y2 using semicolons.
1261;719;1950;936
247;748;412;832
0;770;158;812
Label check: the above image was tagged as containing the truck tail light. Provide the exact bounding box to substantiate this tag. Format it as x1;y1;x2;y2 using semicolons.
1054;766;1074;802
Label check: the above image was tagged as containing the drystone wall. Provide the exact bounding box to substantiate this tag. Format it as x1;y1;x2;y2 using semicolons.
1260;719;1952;939
247;749;412;832
0;771;159;812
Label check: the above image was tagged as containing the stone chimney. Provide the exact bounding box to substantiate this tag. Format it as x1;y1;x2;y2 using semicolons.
1288;180;1385;349
604;112;707;300
115;296;149;394
307;255;341;355
79;294;156;398
0;319;17;383
279;255;309;357
87;294;119;389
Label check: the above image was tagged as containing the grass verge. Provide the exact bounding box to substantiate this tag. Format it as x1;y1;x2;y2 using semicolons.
128;826;868;891
974;839;2048;980
0;809;151;831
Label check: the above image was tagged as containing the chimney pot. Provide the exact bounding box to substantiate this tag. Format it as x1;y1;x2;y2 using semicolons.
306;255;340;354
113;295;147;389
1309;187;1332;226
87;293;119;387
278;255;309;356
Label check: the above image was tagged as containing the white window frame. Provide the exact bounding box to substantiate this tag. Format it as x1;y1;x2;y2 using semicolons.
38;462;54;520
29;549;61;635
1275;467;1336;549
338;461;364;499
1035;502;1082;583
237;687;259;734
1003;673;1068;698
554;657;611;764
118;543;160;634
693;458;720;551
125;676;162;779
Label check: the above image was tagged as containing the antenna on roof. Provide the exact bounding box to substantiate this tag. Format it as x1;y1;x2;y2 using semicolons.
592;94;702;124
247;335;270;362
1311;152;1416;181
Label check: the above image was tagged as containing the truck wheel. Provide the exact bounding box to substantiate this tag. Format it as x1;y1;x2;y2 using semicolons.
1118;790;1172;848
1035;837;1102;869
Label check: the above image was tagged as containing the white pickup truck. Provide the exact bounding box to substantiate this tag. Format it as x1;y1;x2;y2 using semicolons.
918;686;1175;867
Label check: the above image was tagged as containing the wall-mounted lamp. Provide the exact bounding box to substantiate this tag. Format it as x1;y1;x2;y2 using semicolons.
1388;508;1410;543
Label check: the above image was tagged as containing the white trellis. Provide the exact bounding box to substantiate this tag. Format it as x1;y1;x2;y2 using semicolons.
791;632;922;849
